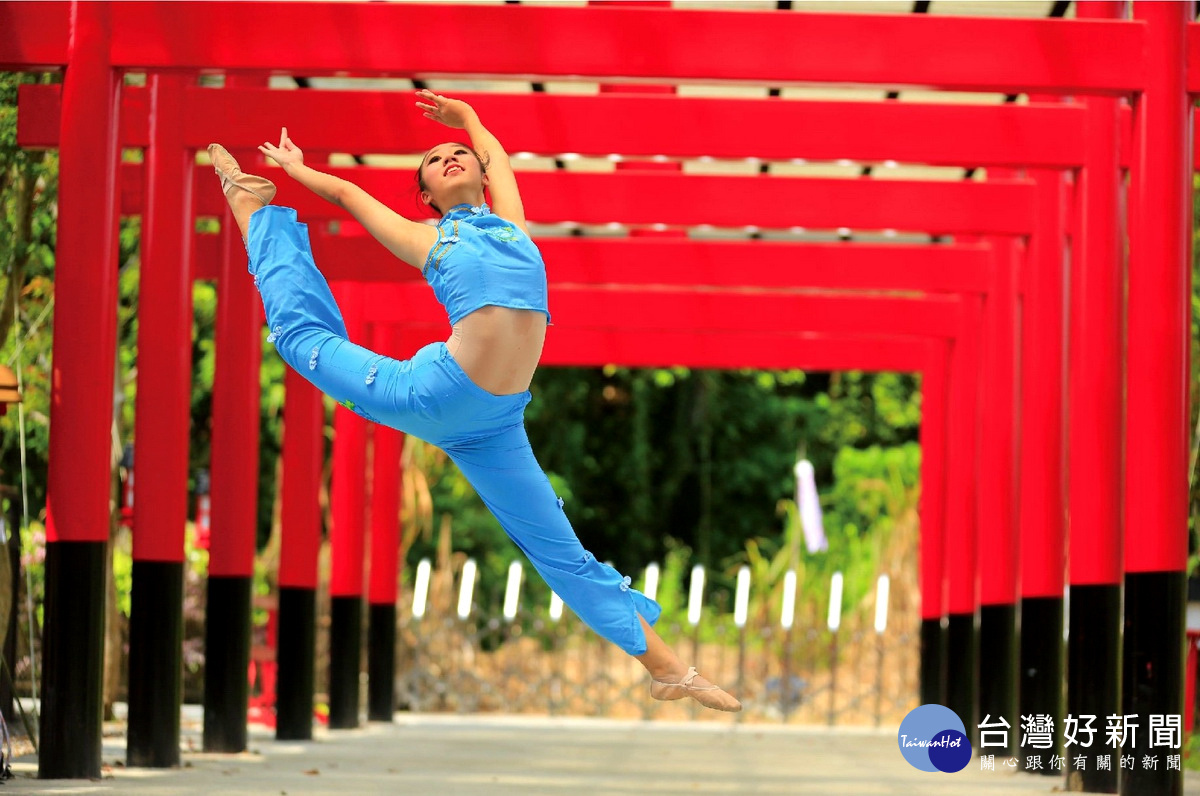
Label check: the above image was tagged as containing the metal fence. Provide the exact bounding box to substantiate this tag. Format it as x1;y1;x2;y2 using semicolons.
385;559;920;725
4;558;920;730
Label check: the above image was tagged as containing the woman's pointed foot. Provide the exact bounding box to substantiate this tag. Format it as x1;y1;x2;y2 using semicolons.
650;666;742;712
208;143;277;206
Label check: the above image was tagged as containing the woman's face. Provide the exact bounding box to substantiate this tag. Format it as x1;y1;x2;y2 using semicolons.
420;142;486;208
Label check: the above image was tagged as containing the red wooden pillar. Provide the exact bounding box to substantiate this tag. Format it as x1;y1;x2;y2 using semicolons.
1066;6;1124;789
945;296;982;734
204;74;267;753
919;340;951;706
977;197;1021;757
367;325;404;722
127;71;194;769
1019;160;1069;778
40;1;120;779
275;367;324;740
1123;4;1191;794
328;282;369;730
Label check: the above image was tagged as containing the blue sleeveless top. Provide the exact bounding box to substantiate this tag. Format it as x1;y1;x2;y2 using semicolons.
422;203;551;326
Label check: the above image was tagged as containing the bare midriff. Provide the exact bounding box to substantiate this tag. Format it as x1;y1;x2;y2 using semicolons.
445;305;548;396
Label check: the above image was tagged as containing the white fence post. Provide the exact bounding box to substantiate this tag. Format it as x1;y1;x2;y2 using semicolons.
457;559;477;620
412;558;431;619
781;570;797;630
549;591;564;622
874;574;890;634
503;561;523;622
643;562;660;603
734;566;751;629
687;564;705;626
827;571;843;632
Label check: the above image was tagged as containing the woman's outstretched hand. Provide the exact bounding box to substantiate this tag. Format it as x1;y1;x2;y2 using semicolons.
415;90;478;129
259;127;304;171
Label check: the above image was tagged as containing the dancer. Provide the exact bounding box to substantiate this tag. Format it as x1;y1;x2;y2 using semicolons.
208;89;740;712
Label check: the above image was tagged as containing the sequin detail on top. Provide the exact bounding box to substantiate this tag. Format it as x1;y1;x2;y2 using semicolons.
425;219;460;273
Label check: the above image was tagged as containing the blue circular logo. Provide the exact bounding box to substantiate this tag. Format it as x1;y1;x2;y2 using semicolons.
897;704;971;772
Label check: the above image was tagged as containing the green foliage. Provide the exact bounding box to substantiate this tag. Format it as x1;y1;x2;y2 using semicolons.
18;520;44;628
652;537;692;622
1183;729;1200;771
521;366;920;595
111;537;133;618
0;73;59;511
730;443;920;635
814;443;920;607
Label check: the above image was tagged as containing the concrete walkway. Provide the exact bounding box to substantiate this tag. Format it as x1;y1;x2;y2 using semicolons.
9;714;1200;795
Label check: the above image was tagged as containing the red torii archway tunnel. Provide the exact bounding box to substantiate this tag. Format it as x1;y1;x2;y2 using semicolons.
32;77;1033;751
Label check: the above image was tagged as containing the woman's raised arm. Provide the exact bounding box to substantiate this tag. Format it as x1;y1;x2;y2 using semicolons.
260;128;437;270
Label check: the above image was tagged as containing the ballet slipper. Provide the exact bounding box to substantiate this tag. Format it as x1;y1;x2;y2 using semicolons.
650;666;743;713
207;143;277;206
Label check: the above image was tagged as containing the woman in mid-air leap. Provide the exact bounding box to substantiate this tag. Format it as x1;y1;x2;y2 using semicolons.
207;89;740;712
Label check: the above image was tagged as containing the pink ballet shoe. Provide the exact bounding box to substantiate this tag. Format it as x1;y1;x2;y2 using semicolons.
207;143;276;206
650;666;742;712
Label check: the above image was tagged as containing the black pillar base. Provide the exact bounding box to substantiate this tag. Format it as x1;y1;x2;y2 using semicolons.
1066;585;1119;793
127;560;184;767
920;617;946;707
1020;595;1064;776
203;576;251;753
275;587;316;741
1121;571;1185;796
979;603;1018;759
945;612;978;744
328;596;362;729
38;541;107;779
367;603;396;722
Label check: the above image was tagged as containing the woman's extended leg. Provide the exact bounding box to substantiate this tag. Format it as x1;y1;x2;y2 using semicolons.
210;145;403;425
444;422;741;712
247;205;411;425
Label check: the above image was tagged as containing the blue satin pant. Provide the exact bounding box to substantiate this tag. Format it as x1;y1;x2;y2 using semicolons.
248;206;662;654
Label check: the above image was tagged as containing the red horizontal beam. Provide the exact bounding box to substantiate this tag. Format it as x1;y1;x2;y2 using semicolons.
192;230;992;292
0;3;69;71
374;322;937;373
541;329;934;372
19;84;1089;169
349;283;963;338
131;164;1037;234
0;3;1144;93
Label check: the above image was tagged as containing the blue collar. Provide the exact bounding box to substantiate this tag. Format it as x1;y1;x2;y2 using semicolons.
442;202;491;221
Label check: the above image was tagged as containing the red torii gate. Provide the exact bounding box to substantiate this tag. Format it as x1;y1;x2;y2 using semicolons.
0;64;1141;763
1;4;1190;796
